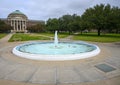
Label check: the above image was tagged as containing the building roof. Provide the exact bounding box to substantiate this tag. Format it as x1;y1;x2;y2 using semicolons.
7;10;28;19
10;10;24;15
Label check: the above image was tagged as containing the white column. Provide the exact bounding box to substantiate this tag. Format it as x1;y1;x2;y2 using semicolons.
21;20;23;31
10;19;12;26
23;21;25;31
20;20;21;31
25;21;26;30
13;20;15;31
14;20;15;31
16;20;18;31
18;20;20;30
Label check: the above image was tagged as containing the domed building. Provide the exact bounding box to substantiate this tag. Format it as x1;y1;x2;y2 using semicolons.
7;10;28;32
0;10;44;33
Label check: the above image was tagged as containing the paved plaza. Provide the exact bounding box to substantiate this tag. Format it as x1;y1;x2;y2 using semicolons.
0;34;120;85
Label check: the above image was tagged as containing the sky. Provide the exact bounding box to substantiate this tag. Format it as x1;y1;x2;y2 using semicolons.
0;0;120;21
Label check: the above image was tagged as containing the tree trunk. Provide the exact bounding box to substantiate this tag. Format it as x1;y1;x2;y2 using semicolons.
116;28;119;34
98;28;101;36
80;30;82;34
69;31;71;35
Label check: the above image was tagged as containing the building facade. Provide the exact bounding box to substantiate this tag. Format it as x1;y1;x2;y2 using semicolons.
7;10;28;32
1;10;44;33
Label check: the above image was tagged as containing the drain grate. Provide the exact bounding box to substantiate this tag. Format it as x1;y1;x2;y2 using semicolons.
95;64;116;73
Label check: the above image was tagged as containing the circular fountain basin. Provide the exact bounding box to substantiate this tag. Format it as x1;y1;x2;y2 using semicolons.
12;42;100;61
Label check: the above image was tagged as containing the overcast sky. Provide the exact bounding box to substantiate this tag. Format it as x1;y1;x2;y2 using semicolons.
0;0;120;21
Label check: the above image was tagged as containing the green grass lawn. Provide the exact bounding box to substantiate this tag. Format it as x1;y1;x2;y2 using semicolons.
9;33;50;42
9;33;69;42
37;33;54;37
73;33;120;42
9;33;120;42
58;33;69;38
0;33;7;39
37;32;69;38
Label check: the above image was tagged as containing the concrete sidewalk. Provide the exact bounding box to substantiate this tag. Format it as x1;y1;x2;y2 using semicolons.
0;33;13;42
0;34;120;85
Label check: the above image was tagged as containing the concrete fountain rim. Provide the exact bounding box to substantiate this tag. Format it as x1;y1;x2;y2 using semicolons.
12;41;100;61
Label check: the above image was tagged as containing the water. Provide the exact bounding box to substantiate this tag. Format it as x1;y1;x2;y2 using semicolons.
17;42;96;55
54;31;58;46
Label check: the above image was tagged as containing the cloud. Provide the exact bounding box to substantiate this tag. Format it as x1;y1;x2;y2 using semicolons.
0;0;120;20
91;0;120;7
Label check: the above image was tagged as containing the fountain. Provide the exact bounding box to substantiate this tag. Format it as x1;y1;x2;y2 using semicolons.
54;31;58;46
12;31;100;61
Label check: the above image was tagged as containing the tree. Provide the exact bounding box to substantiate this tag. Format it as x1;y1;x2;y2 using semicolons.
0;20;12;33
82;4;110;36
81;4;120;35
46;18;59;32
46;14;80;34
70;14;81;33
110;7;120;33
27;23;46;33
46;4;120;35
59;14;74;34
58;14;81;34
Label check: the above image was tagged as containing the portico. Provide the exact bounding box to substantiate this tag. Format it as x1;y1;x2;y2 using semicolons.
8;19;27;32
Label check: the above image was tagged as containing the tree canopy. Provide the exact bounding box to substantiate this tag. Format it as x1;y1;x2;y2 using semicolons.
46;4;120;36
0;20;12;33
46;14;81;34
27;23;46;33
81;4;120;35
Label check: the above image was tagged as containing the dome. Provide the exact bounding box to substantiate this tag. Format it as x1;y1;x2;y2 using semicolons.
7;10;28;20
10;10;24;15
